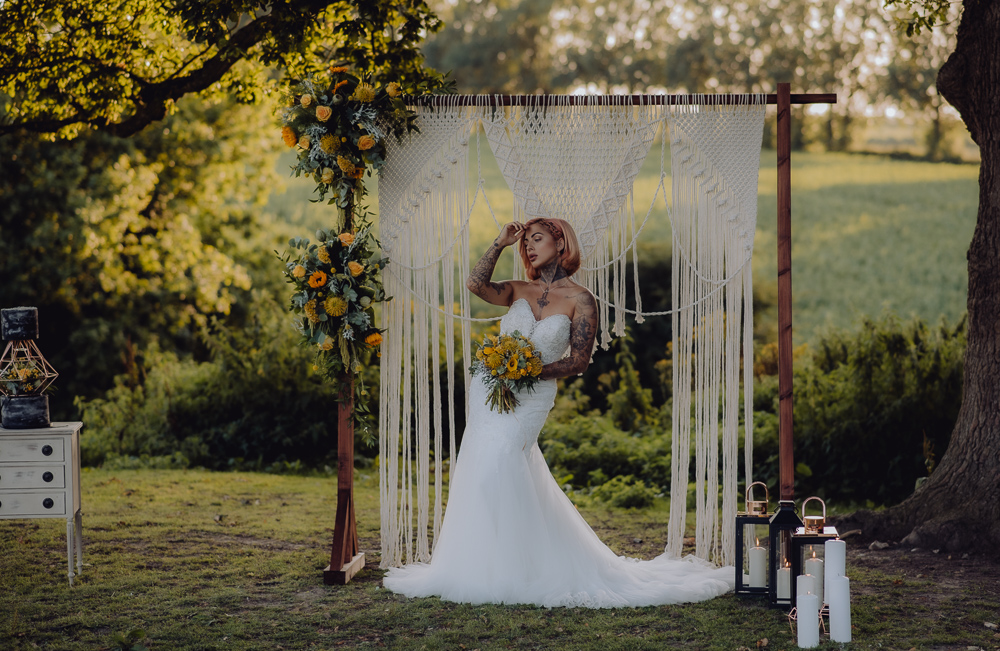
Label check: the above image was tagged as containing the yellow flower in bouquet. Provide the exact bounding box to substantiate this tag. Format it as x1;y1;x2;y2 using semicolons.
316;105;332;122
308;270;328;288
358;135;376;151
317;247;331;264
386;82;401;98
304;299;321;324
471;331;543;413
281;126;297;147
364;332;383;348
324;295;348;317
337;155;356;176
292;264;307;278
350;83;376;103
348;261;364;277
338;232;355;246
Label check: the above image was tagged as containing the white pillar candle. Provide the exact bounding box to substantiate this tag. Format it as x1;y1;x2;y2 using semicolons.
797;572;816;597
825;539;846;602
804;552;824;604
796;593;821;648
828;575;852;643
749;542;767;588
777;562;792;599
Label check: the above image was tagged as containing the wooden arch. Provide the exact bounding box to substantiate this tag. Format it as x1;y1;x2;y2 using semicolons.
324;83;837;584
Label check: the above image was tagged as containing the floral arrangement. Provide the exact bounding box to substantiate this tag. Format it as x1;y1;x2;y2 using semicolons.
0;359;50;396
278;66;417;211
278;216;389;430
470;331;544;413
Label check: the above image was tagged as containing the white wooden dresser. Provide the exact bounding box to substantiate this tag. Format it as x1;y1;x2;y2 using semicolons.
0;421;83;585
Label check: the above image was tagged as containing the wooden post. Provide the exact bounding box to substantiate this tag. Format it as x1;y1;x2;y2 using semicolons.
324;374;365;585
776;83;795;503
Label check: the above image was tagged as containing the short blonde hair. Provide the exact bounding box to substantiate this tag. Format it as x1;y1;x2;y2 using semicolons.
518;218;582;280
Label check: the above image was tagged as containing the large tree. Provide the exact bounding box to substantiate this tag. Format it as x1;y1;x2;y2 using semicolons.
844;0;1000;551
0;0;448;138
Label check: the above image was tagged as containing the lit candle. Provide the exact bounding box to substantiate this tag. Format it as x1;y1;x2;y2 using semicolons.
796;592;821;648
828;575;852;643
777;559;791;599
749;538;767;588
804;546;824;603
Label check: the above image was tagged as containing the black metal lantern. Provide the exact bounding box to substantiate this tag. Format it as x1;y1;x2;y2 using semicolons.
790;497;839;606
734;481;771;597
768;499;803;608
1;307;58;429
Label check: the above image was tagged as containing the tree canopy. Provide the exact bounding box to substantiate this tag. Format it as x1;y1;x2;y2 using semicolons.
0;0;450;138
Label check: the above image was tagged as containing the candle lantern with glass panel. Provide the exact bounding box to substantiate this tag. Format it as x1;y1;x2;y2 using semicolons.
734;482;772;597
789;497;839;606
768;499;803;608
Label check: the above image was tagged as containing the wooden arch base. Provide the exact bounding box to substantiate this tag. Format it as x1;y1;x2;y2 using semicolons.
324;376;365;585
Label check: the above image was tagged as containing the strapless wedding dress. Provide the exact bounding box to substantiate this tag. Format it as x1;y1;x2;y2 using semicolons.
383;298;734;607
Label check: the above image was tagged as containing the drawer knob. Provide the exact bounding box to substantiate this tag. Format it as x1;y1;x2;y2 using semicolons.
43;498;54;509
43;471;53;482
42;445;53;456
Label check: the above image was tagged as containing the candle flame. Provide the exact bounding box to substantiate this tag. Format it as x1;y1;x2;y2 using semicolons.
755;537;759;546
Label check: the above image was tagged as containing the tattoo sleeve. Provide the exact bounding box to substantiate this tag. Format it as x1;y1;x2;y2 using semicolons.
466;240;512;304
539;291;598;380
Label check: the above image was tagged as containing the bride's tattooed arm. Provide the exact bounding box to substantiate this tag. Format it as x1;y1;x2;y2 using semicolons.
540;289;598;380
466;224;523;306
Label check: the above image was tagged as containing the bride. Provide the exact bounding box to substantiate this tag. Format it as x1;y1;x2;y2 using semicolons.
383;218;734;607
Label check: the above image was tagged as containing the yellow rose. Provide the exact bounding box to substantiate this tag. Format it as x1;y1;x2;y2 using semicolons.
337;155;356;176
348;261;364;277
357;135;376;151
316;105;332;122
386;82;401;98
281;126;297;147
300;94;313;108
298;135;311;149
319;340;334;351
338;232;355;246
292;265;307;279
321;167;335;184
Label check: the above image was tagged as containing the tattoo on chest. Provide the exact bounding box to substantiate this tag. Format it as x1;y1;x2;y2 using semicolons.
536;289;550;309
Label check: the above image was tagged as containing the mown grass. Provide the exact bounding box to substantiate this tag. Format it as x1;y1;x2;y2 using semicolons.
267;140;979;345
2;468;997;650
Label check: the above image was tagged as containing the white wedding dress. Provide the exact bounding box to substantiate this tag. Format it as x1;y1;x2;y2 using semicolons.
383;298;734;607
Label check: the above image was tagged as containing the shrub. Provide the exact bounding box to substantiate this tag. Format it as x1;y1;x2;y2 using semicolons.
591;475;658;509
752;314;965;506
76;293;376;470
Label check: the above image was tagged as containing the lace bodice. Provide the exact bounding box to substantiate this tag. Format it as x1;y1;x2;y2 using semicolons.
499;298;571;364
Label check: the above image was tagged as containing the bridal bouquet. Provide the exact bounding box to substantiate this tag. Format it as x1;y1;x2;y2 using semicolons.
470;331;544;413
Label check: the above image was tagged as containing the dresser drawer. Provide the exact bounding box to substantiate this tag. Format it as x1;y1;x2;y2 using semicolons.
0;438;65;463
0;465;66;489
0;492;66;517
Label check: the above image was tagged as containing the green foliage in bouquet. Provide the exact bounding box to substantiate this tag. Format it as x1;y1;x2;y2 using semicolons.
277;216;388;435
278;67;417;210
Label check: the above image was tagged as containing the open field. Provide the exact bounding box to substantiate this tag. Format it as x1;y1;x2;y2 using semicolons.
1;469;998;650
267;141;979;346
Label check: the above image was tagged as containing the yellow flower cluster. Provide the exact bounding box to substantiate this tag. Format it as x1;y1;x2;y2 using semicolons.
317;248;331;264
476;334;541;381
337;156;356;176
351;83;376;103
324;295;348;317
304;299;321;324
320;134;339;153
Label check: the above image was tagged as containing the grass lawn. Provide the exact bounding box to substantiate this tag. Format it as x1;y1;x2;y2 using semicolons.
2;468;997;650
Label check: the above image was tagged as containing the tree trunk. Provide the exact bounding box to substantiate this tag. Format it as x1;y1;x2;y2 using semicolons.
840;0;1000;552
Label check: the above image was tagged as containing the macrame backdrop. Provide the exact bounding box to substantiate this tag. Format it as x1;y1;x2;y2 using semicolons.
377;95;766;570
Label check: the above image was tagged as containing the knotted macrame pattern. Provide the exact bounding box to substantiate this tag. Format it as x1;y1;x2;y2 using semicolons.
377;95;765;570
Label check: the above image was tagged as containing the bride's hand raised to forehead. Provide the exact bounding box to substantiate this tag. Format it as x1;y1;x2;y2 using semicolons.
495;222;526;248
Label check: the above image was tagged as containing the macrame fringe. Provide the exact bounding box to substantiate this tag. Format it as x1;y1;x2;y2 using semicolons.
378;96;764;570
